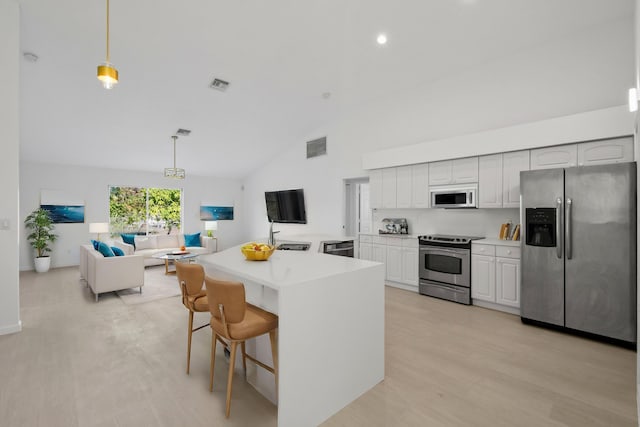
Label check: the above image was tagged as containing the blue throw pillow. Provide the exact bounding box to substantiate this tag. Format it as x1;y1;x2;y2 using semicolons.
97;241;115;257
91;239;99;250
121;233;136;249
184;232;201;247
111;246;125;256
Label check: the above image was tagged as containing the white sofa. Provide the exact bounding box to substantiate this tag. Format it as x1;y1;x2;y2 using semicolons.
80;244;145;301
113;234;215;267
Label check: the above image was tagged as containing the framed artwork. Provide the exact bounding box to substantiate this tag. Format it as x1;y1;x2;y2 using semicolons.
200;206;234;221
40;205;85;223
40;189;85;223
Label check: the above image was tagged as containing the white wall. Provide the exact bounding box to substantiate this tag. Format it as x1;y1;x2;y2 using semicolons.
0;0;21;335
634;0;640;419
19;162;247;270
243;18;635;238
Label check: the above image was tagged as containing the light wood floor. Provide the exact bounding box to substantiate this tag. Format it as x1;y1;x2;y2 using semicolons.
1;267;636;426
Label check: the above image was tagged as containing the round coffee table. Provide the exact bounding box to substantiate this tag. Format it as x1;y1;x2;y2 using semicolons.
152;252;200;275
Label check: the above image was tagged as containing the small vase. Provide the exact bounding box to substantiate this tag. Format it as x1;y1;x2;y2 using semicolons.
34;256;51;273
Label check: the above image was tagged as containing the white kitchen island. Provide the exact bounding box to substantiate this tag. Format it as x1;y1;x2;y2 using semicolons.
198;238;385;427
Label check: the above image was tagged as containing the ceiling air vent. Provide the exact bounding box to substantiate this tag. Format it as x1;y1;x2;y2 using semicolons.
210;78;230;91
176;129;191;136
306;137;327;159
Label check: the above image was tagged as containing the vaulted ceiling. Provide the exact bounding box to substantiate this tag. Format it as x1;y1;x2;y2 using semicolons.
18;0;634;179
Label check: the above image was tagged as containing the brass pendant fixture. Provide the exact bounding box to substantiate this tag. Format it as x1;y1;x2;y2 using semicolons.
97;0;119;89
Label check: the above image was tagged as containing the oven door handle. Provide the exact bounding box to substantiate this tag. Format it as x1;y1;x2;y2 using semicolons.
419;247;467;255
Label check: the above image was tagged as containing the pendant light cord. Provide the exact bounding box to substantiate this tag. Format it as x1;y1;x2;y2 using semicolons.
106;0;110;63
173;136;178;169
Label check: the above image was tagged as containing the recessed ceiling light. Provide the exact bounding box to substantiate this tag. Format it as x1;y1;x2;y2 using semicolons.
376;34;387;45
322;92;331;99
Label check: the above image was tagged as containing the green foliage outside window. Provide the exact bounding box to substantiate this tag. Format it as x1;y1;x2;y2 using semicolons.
109;186;181;235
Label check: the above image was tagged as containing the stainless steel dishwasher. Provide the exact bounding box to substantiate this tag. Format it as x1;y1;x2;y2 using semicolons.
321;240;354;257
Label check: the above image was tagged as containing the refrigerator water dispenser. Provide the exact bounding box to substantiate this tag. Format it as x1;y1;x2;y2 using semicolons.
525;208;556;247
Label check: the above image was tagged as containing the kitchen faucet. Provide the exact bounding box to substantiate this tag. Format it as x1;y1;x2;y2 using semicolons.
268;221;280;246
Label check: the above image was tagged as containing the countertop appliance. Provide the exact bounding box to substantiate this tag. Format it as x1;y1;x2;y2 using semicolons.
418;234;483;305
321;239;354;257
430;184;477;209
379;218;408;234
521;163;637;344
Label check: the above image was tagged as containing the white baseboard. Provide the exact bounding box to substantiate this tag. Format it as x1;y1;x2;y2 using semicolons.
472;299;520;316
385;281;419;293
0;320;22;335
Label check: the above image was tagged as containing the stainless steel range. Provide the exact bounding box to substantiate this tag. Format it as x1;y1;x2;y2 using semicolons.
418;234;483;305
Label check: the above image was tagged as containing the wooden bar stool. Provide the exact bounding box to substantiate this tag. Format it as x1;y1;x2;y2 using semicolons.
175;262;210;374
204;276;278;418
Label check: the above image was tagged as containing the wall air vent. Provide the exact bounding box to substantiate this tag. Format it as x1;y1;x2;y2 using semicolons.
176;129;191;136
210;78;230;91
306;137;327;159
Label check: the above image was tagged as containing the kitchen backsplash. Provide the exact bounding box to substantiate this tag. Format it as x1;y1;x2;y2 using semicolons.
371;208;520;239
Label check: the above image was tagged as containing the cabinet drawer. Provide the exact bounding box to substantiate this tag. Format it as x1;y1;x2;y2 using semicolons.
402;238;419;248
359;235;373;243
372;236;388;245
496;245;520;259
472;244;495;256
386;237;403;247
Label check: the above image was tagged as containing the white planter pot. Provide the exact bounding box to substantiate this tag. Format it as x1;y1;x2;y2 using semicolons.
34;256;51;273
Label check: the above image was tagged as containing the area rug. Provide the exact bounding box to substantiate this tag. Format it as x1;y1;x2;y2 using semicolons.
116;265;181;305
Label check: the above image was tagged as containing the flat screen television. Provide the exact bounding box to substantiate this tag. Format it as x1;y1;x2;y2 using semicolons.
265;189;307;224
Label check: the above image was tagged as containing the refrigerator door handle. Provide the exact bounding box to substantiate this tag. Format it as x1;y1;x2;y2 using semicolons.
556;197;563;259
566;198;572;260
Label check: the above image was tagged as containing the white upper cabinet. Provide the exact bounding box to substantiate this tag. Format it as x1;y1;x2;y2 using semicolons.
428;160;453;186
478;154;503;208
370;139;632;211
411;163;429;208
395;166;413;208
429;157;478;185
530;144;577;170
577;137;633;166
502;150;530;208
452;157;479;184
369;169;383;209
381;168;397;208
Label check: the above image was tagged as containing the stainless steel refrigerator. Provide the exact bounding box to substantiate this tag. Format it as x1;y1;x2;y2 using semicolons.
520;162;636;343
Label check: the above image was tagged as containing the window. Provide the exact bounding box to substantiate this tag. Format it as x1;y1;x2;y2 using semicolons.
109;186;182;235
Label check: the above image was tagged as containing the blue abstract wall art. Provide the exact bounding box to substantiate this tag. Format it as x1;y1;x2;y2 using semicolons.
200;206;234;221
41;205;85;224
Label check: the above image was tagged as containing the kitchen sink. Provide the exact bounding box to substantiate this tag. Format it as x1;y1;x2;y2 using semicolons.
277;242;311;251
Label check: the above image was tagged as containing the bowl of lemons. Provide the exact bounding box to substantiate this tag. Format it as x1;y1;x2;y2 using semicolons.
241;242;275;261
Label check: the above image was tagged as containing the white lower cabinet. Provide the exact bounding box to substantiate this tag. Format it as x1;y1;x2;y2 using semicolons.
496;257;520;308
358;235;418;290
359;243;372;261
401;247;418;286
386;245;403;282
471;241;520;314
471;254;495;301
371;244;387;265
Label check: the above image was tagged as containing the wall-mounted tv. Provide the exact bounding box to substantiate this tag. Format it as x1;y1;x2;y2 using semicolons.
265;189;307;224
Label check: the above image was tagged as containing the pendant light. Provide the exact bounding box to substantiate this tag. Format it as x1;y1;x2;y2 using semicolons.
164;136;186;179
97;0;119;89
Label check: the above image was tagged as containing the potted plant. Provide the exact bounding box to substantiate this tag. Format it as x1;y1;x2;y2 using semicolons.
24;207;57;273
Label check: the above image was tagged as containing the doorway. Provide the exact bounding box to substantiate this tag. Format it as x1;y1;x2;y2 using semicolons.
344;178;371;241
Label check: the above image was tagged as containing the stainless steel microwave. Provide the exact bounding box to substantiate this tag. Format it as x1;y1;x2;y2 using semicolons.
429;184;478;208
